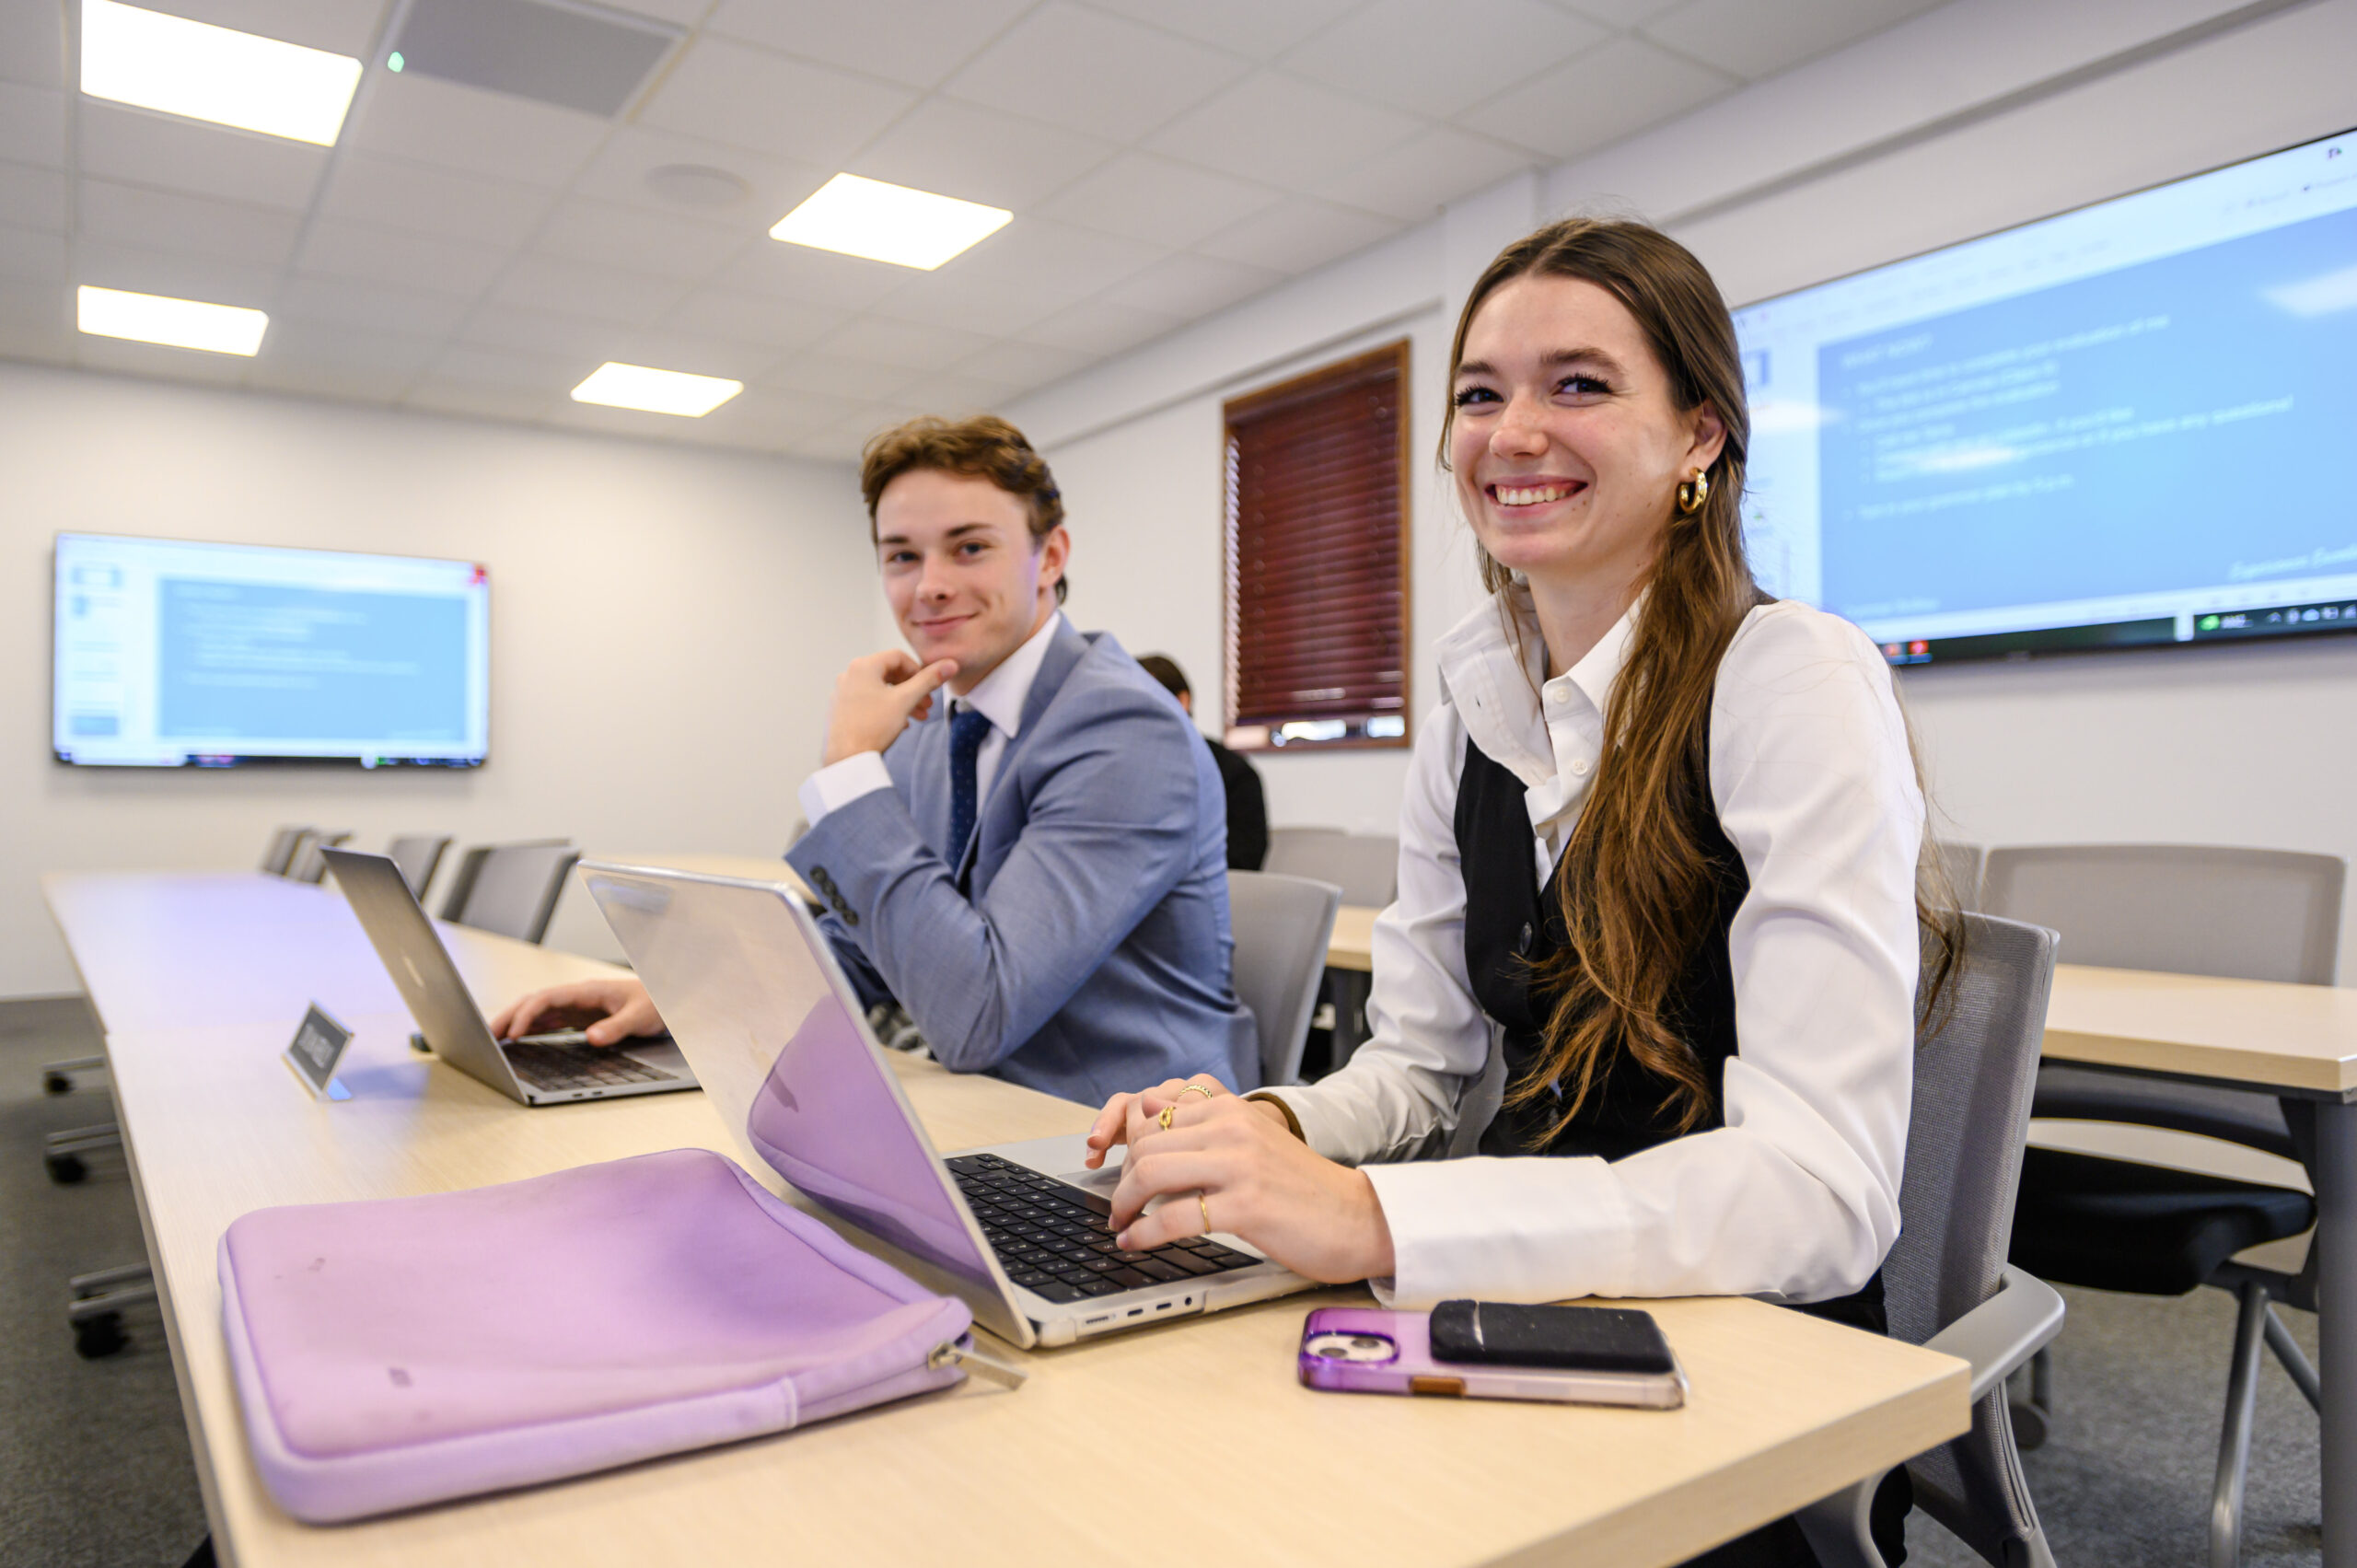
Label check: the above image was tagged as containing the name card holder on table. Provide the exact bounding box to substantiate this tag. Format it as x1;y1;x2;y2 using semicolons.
283;1003;354;1102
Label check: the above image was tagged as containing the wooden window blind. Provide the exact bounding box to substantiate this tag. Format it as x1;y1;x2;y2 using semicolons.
1222;341;1411;753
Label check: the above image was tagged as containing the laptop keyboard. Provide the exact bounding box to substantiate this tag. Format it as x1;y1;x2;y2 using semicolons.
503;1040;678;1093
946;1153;1263;1305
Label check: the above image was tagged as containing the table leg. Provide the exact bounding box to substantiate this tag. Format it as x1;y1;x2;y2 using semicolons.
2316;1099;2357;1568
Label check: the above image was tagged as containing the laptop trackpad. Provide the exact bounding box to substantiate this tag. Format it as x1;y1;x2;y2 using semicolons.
982;1132;1120;1190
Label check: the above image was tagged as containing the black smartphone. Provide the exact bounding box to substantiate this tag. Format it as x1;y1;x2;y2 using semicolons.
1427;1300;1678;1375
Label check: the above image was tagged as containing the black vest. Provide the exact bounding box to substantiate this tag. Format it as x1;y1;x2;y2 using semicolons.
1454;731;1887;1334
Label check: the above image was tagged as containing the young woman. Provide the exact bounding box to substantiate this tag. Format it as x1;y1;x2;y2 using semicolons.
1086;219;1949;1565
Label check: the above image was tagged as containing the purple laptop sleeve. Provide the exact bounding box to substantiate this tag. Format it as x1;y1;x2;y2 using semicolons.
218;1147;973;1523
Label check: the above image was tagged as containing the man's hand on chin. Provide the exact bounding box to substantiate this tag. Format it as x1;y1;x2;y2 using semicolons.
822;649;959;766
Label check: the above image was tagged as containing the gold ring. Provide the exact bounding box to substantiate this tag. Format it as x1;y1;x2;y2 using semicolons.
1177;1084;1216;1103
1198;1192;1213;1236
1156;1105;1176;1131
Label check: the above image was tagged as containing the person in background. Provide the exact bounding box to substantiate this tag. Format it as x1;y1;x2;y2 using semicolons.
1135;654;1268;872
495;415;1257;1105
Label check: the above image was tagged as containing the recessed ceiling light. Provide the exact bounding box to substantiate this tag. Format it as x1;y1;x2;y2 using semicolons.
81;0;363;147
77;285;268;355
645;163;751;211
770;174;1011;271
570;363;743;418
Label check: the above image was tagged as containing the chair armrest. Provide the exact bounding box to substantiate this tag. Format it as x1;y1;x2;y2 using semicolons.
1923;1264;2066;1404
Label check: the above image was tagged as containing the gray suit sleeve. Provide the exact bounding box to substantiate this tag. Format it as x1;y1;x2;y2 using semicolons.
787;686;1204;1074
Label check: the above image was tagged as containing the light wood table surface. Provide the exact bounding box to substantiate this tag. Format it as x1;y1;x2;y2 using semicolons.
1327;902;1378;973
47;871;1969;1568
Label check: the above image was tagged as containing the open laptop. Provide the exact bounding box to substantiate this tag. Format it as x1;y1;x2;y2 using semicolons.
579;860;1314;1350
321;847;698;1107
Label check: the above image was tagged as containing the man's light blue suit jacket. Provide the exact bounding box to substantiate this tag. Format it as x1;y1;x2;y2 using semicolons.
786;621;1258;1107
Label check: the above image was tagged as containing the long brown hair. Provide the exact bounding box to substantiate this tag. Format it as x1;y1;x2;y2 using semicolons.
1441;218;1961;1141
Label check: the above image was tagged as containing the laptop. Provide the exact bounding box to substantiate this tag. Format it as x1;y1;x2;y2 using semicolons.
322;847;698;1107
579;860;1315;1350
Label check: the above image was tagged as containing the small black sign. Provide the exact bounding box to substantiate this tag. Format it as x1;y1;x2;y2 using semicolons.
283;1003;353;1102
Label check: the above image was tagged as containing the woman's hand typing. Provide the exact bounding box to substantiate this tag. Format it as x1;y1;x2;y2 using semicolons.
1084;1076;1397;1284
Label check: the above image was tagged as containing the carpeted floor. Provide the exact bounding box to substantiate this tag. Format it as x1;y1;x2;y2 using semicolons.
0;996;2326;1566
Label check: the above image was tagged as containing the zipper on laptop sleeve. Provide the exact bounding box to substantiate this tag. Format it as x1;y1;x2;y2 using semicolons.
930;1336;1028;1389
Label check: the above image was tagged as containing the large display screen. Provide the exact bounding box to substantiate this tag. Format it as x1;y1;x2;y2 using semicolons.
1735;126;2357;665
53;533;490;767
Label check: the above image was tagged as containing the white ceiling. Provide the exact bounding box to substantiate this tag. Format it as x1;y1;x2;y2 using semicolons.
0;0;1943;458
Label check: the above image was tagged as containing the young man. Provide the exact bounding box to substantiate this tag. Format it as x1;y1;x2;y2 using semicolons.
495;415;1256;1106
1135;655;1268;872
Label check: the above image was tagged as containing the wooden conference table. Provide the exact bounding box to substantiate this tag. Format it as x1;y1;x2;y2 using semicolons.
42;868;1968;1568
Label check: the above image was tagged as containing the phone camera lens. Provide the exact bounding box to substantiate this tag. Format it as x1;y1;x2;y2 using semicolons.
1351;1336;1386;1351
1316;1344;1347;1359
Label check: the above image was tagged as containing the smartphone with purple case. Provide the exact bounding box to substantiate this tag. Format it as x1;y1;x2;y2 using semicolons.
1297;1307;1686;1408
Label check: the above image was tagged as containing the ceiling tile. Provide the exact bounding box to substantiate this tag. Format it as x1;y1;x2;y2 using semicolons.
908;371;1025;414
1035;153;1281;249
568;124;829;223
79;103;329;210
74;238;281;308
848;99;1116;213
1643;0;1945;79
296;216;512;297
1195;198;1401;273
0;220;67;284
449;308;615;366
490;253;688;322
706;0;1034;90
1551;0;1684;24
430;342;579;389
591;0;708;24
1457;36;1734;160
1084;0;1363;64
343;73;606;187
139;0;386;57
403;377;557;422
275;274;476;338
814;313;994;370
77;331;250;383
944;2;1249;143
716;237;913;312
0;1;66;90
759;352;916;401
242;359;417;403
600;325;780;383
0;84;65;168
0;278;75;361
0;160;67;230
1148;71;1424;190
1283;0;1605;120
638;37;916;166
866;217;1160;332
665;286;846;352
529;196;750;285
1016;296;1182;357
680;384;844;441
78;180;306;268
543;396;738;442
257;316;439;376
1313;125;1535;221
775;424;863;460
950;337;1092;389
318;154;557;250
1101;250;1283;318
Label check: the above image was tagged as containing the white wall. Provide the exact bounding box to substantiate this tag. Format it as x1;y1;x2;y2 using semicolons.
4;362;871;995
1013;0;2357;976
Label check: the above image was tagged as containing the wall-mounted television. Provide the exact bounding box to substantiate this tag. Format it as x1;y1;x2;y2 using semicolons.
53;533;491;767
1735;125;2357;666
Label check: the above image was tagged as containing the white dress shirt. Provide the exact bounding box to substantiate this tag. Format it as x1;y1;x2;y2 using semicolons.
1263;588;1924;1310
798;611;1065;828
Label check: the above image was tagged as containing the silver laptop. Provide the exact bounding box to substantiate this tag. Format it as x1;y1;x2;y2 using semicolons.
322;847;698;1107
579;860;1314;1350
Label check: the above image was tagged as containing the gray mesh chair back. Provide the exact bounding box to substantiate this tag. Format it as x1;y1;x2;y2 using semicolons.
1225;871;1342;1087
1887;913;2061;1566
261;826;312;877
437;845;490;921
386;835;451;901
1981;844;2341;984
443;841;577;944
1935;842;1986;912
284;831;350;885
1264;830;1397;907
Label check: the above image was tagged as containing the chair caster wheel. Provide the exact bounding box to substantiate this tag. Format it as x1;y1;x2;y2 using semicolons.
45;1153;87;1185
74;1313;128;1359
43;1072;75;1094
2009;1398;2049;1451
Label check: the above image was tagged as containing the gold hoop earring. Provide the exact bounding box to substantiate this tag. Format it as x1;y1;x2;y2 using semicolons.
1676;470;1710;515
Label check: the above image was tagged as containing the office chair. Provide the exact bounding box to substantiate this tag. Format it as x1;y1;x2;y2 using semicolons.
1799;913;2066;1568
1984;844;2340;1566
260;824;313;877
1264;829;1397;906
444;841;579;944
386;834;451;901
284;830;351;885
1225;871;1342;1087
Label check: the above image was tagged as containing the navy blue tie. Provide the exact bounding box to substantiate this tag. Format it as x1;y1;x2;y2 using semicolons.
946;703;993;873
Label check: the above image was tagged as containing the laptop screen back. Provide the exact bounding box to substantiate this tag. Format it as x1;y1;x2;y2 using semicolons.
582;867;997;1295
